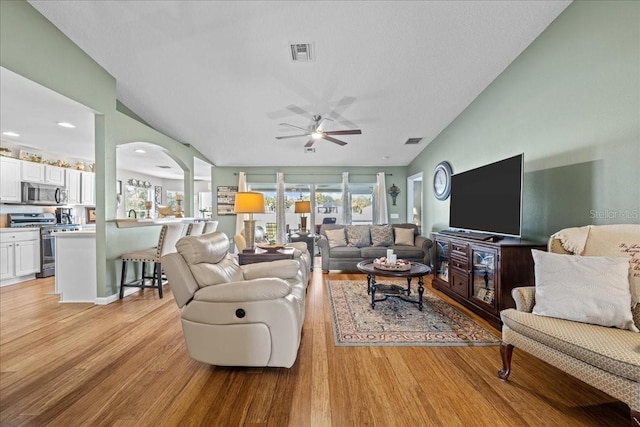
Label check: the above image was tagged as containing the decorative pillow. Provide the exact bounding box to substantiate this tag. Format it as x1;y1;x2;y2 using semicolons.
531;250;638;332
325;228;347;248
346;226;370;247
370;225;394;247
394;227;415;246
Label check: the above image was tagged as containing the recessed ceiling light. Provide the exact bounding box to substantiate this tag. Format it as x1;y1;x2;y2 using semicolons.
57;122;75;128
134;149;146;154
2;131;20;137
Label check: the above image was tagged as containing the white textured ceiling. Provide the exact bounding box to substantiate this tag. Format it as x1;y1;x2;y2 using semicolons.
21;0;570;169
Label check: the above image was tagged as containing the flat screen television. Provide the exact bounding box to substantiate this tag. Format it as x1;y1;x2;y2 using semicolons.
449;154;523;238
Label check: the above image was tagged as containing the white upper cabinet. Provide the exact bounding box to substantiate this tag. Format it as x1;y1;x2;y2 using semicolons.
66;169;82;204
45;165;66;186
20;161;45;183
0;157;21;203
20;160;66;186
81;171;95;206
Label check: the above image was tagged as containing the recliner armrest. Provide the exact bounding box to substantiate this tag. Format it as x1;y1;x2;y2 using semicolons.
511;286;536;312
193;278;292;302
241;259;300;280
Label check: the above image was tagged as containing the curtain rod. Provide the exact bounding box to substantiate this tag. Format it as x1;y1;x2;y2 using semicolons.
233;172;392;176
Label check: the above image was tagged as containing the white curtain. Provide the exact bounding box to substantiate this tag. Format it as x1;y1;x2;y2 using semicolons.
309;184;316;234
276;172;286;243
341;172;352;225
235;171;247;236
374;172;388;224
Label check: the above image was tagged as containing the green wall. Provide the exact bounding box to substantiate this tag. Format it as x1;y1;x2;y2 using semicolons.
212;166;408;238
408;0;640;241
1;0;211;298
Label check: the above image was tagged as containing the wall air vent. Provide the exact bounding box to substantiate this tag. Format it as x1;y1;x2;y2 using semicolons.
291;43;313;62
405;138;423;145
304;147;316;153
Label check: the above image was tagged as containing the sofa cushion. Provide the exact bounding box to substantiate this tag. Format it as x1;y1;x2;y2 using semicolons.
394;227;415;246
346;225;371;247
531;250;638;332
325;228;347;248
370;225;394;247
329;246;363;259
501;308;640;382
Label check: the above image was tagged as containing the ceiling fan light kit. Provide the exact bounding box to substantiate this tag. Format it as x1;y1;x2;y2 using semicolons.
277;113;361;148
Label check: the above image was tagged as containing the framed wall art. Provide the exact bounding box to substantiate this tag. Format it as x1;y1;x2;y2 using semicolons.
217;186;238;215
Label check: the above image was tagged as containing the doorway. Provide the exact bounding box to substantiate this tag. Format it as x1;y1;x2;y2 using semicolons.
407;172;423;232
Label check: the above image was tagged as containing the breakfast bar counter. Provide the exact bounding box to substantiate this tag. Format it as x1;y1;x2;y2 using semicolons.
54;230;96;303
114;218;199;228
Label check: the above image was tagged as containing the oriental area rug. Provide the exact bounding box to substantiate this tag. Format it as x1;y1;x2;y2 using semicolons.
327;280;501;346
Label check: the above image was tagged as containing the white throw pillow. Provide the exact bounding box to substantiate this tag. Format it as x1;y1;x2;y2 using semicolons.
394;227;414;246
531;250;638;332
325;228;347;248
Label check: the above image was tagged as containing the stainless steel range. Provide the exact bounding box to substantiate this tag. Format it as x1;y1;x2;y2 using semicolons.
8;213;80;278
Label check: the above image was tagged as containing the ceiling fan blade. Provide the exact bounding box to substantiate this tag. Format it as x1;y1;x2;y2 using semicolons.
275;134;310;140
286;104;313;118
279;123;311;133
322;129;362;136
304;138;315;148
322;135;348;146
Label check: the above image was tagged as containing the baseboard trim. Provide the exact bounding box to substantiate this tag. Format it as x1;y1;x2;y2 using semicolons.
95;287;139;305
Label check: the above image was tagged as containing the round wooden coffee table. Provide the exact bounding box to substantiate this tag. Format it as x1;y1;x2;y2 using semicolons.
356;260;431;311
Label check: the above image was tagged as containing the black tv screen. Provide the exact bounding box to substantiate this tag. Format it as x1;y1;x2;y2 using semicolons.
449;154;523;237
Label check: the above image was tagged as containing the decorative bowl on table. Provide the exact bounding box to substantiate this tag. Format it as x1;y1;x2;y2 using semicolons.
373;257;412;271
256;243;286;253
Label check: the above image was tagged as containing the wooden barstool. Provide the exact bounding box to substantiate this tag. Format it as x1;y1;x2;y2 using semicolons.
119;223;184;299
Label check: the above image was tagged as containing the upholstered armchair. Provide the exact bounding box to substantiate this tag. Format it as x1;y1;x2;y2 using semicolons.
162;231;308;368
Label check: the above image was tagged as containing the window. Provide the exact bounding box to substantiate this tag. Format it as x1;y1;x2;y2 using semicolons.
124;185;153;218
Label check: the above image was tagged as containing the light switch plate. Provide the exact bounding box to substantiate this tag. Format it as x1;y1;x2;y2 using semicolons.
390;213;399;219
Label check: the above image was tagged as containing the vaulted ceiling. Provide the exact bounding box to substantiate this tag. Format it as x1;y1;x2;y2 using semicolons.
22;1;570;169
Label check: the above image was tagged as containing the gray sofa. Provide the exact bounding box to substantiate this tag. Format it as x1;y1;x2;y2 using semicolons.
317;223;433;273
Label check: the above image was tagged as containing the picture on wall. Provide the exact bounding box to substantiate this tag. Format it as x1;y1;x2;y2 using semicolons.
217;186;238;215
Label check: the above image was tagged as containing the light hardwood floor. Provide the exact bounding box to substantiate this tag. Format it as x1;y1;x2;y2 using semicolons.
0;261;628;426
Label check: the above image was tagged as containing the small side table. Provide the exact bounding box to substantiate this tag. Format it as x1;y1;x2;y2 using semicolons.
289;233;318;270
238;247;294;266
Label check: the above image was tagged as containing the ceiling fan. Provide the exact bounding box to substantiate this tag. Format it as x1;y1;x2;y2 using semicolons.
276;114;361;147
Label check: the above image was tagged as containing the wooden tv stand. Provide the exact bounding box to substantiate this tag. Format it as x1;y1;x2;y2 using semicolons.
432;232;545;329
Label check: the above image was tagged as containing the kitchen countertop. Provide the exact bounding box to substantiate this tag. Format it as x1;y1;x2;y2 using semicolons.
53;230;96;236
0;227;39;232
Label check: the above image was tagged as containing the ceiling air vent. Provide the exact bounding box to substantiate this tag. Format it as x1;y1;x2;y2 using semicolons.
156;165;172;169
405;137;423;145
304;147;316;153
291;43;313;62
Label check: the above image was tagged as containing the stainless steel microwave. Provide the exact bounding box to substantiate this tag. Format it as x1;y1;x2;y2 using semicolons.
21;182;68;205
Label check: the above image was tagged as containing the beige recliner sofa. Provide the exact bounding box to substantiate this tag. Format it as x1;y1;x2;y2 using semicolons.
162;231;309;368
499;224;640;424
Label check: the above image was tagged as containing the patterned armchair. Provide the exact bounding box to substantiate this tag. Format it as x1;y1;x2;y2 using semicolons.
498;224;640;424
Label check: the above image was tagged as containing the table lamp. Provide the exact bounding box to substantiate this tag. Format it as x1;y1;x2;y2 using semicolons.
234;191;265;251
294;200;311;234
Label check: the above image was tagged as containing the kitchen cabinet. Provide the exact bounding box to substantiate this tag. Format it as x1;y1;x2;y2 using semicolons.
81;171;95;205
66;169;82;204
0;229;40;286
20;160;66;186
45;165;66;186
0;157;21;203
20;161;45;183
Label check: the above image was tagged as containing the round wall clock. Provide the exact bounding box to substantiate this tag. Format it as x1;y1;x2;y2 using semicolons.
433;161;452;201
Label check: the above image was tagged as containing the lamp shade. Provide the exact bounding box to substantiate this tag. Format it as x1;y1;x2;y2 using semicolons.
234;192;265;214
294;200;311;214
